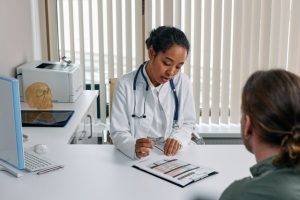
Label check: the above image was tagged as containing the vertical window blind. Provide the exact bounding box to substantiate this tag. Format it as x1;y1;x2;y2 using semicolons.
52;0;300;126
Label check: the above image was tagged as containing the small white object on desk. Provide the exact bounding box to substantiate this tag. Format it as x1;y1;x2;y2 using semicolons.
34;144;49;154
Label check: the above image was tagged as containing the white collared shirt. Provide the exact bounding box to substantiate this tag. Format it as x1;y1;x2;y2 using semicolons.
143;66;166;138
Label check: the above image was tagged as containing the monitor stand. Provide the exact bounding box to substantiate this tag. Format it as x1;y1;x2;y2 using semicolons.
0;161;23;178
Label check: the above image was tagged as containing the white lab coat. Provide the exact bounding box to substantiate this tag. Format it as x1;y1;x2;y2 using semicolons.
110;65;196;159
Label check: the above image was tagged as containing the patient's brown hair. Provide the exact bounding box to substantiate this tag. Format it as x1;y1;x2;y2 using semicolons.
242;69;300;168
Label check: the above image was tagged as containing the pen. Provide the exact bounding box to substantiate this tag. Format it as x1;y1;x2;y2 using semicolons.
154;145;164;152
7;168;23;178
4;168;23;178
36;165;64;175
0;165;23;178
147;137;164;152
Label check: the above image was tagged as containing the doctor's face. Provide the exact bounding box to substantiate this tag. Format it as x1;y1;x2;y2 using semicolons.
147;44;188;87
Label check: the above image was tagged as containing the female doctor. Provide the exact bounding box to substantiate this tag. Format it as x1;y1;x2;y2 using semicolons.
110;26;196;159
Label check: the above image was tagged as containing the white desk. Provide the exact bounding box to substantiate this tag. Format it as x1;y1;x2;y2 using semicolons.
21;90;98;146
0;145;255;200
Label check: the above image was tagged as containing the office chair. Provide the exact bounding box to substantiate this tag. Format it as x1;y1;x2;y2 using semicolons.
106;78;118;144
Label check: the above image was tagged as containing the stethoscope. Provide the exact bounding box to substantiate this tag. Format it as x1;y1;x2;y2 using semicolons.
132;61;179;128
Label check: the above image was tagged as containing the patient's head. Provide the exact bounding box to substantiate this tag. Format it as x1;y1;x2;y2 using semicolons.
241;69;300;167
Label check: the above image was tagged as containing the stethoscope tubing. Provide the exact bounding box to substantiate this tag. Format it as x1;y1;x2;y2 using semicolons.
132;61;179;128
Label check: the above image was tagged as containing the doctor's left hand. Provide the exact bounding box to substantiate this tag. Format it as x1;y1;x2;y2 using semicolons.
164;138;181;156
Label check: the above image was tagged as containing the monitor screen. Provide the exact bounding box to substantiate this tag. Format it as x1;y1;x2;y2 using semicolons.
0;76;25;169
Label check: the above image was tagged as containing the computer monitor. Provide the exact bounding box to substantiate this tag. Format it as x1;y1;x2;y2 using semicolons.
0;76;25;170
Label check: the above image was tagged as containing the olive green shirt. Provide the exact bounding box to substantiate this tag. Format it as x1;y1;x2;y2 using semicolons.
219;156;300;200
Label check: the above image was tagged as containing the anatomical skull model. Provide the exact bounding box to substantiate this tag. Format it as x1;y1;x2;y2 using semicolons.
25;82;53;109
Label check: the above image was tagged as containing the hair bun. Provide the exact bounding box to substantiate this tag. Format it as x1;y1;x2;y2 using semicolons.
291;125;300;135
280;125;300;147
291;124;300;144
146;27;160;49
277;125;300;166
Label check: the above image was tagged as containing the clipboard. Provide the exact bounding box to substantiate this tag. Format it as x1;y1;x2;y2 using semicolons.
132;156;218;187
21;110;74;127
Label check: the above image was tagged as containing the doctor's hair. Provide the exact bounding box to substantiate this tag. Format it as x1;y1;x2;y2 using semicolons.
145;26;190;55
241;69;300;168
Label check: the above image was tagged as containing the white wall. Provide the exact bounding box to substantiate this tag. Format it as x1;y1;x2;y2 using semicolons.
0;0;34;77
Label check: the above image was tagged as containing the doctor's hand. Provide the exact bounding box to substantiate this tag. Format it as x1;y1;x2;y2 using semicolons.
135;138;154;159
164;138;181;156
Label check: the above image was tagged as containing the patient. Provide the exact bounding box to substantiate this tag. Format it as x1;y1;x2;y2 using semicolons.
219;69;300;200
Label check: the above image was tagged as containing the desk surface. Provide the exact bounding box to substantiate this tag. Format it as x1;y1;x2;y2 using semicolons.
21;90;98;145
0;145;255;200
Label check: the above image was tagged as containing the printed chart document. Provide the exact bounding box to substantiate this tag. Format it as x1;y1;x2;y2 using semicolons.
132;155;218;187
